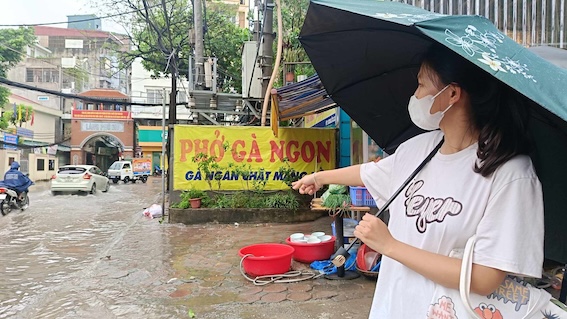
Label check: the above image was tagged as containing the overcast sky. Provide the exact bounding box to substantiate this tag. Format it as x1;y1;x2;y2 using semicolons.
0;0;125;33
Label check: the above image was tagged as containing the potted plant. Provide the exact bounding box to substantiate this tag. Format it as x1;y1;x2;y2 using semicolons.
182;188;207;209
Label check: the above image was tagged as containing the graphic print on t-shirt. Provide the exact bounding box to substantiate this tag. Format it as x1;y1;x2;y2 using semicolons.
404;180;463;233
427;296;459;319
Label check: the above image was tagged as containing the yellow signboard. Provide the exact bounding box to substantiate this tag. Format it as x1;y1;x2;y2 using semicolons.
304;109;337;128
173;126;336;190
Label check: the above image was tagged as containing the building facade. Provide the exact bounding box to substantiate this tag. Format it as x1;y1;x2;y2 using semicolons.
70;89;134;171
399;0;566;48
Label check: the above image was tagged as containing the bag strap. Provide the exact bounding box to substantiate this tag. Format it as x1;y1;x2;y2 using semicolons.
340;137;444;254
459;235;482;319
459;236;548;319
373;137;444;219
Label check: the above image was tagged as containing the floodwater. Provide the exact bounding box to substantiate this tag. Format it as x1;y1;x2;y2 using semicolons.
0;178;188;318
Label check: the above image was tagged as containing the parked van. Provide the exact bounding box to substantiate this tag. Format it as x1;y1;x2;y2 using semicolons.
107;159;150;184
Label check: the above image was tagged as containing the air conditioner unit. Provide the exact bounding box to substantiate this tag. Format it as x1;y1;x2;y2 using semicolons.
242;41;263;98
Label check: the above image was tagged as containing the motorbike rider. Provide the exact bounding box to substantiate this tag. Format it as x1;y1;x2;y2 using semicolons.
3;161;33;202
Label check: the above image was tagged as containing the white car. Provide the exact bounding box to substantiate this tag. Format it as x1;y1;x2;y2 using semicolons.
50;165;110;195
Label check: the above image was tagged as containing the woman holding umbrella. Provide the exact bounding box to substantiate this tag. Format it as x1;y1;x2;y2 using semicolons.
292;44;544;318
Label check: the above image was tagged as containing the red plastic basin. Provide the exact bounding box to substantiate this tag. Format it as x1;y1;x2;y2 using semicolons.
285;236;336;263
238;243;295;277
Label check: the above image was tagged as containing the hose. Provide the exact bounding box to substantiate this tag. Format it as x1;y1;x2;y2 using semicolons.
260;0;283;126
240;254;324;285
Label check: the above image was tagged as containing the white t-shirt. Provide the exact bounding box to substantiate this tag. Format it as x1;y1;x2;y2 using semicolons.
360;131;544;319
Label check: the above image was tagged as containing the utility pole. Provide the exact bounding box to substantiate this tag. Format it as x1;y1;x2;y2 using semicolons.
161;87;167;220
261;0;274;97
167;56;177;192
253;0;260;41
193;0;205;90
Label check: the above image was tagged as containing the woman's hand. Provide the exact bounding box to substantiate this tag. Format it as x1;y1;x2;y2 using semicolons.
354;213;397;256
291;173;321;195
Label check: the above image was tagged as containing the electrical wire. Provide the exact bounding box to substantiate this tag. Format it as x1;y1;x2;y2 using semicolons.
247;1;267;98
0;41;129;82
0;2;166;27
0;77;187;106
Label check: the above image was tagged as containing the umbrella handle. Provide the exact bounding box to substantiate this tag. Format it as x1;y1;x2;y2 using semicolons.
331;138;444;267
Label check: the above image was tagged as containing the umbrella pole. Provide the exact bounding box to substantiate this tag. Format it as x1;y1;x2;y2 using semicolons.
325;215;360;280
560;263;567;303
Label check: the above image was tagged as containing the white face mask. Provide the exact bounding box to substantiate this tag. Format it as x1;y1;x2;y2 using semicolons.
408;85;453;131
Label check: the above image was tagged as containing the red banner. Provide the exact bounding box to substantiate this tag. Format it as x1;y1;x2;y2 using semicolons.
72;110;131;120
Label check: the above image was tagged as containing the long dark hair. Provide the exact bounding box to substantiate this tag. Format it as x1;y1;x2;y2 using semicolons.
421;44;531;177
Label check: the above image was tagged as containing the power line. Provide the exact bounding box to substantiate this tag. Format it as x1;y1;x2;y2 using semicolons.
0;77;188;106
0;3;166;27
0;41;129;83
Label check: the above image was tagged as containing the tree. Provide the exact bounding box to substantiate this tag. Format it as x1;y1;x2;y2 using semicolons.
95;0;249;93
0;27;36;109
203;1;250;92
3;104;33;128
279;0;315;85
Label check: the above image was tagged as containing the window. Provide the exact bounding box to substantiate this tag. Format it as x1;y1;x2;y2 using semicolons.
147;89;164;104
37;159;45;171
58;167;86;174
109;162;121;170
123;163;131;169
8;157;15;165
26;69;34;82
48;160;55;171
177;91;187;103
25;68;59;83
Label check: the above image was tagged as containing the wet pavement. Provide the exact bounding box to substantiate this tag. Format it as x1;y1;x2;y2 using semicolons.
0;177;376;319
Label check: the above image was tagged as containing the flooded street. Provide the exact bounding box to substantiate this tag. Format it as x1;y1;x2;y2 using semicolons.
0;178;187;318
0;177;376;319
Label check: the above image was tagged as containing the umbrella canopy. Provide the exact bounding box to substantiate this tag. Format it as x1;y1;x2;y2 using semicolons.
300;0;567;263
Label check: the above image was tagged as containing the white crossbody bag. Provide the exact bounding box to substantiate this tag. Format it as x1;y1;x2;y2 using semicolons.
458;235;567;319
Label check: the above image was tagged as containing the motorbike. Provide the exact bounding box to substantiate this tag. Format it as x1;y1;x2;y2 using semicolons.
153;165;163;176
0;187;29;215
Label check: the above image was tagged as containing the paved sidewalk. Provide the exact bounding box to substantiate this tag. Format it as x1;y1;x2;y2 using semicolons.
166;216;377;319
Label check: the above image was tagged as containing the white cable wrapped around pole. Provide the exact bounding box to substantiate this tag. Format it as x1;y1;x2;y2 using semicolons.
261;0;283;126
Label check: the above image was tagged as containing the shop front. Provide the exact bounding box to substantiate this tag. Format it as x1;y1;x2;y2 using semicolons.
70;110;135;171
137;126;167;174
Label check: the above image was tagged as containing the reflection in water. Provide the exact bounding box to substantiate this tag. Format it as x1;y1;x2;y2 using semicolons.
0;181;185;318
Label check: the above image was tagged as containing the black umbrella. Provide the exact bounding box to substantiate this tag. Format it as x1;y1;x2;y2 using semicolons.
300;0;567;263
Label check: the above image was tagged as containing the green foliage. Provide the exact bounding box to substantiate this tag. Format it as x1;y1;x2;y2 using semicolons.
192;141;229;190
181;188;207;200
0;27;35;78
277;0;315;87
251;167;267;192
204;2;250;92
173;190;300;211
227;162;252;191
276;157;301;187
322;194;351;211
327;184;348;195
210;193;232;208
264;191;300;210
173;188;210;209
4;104;33;127
0;27;36;107
104;0;250;93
